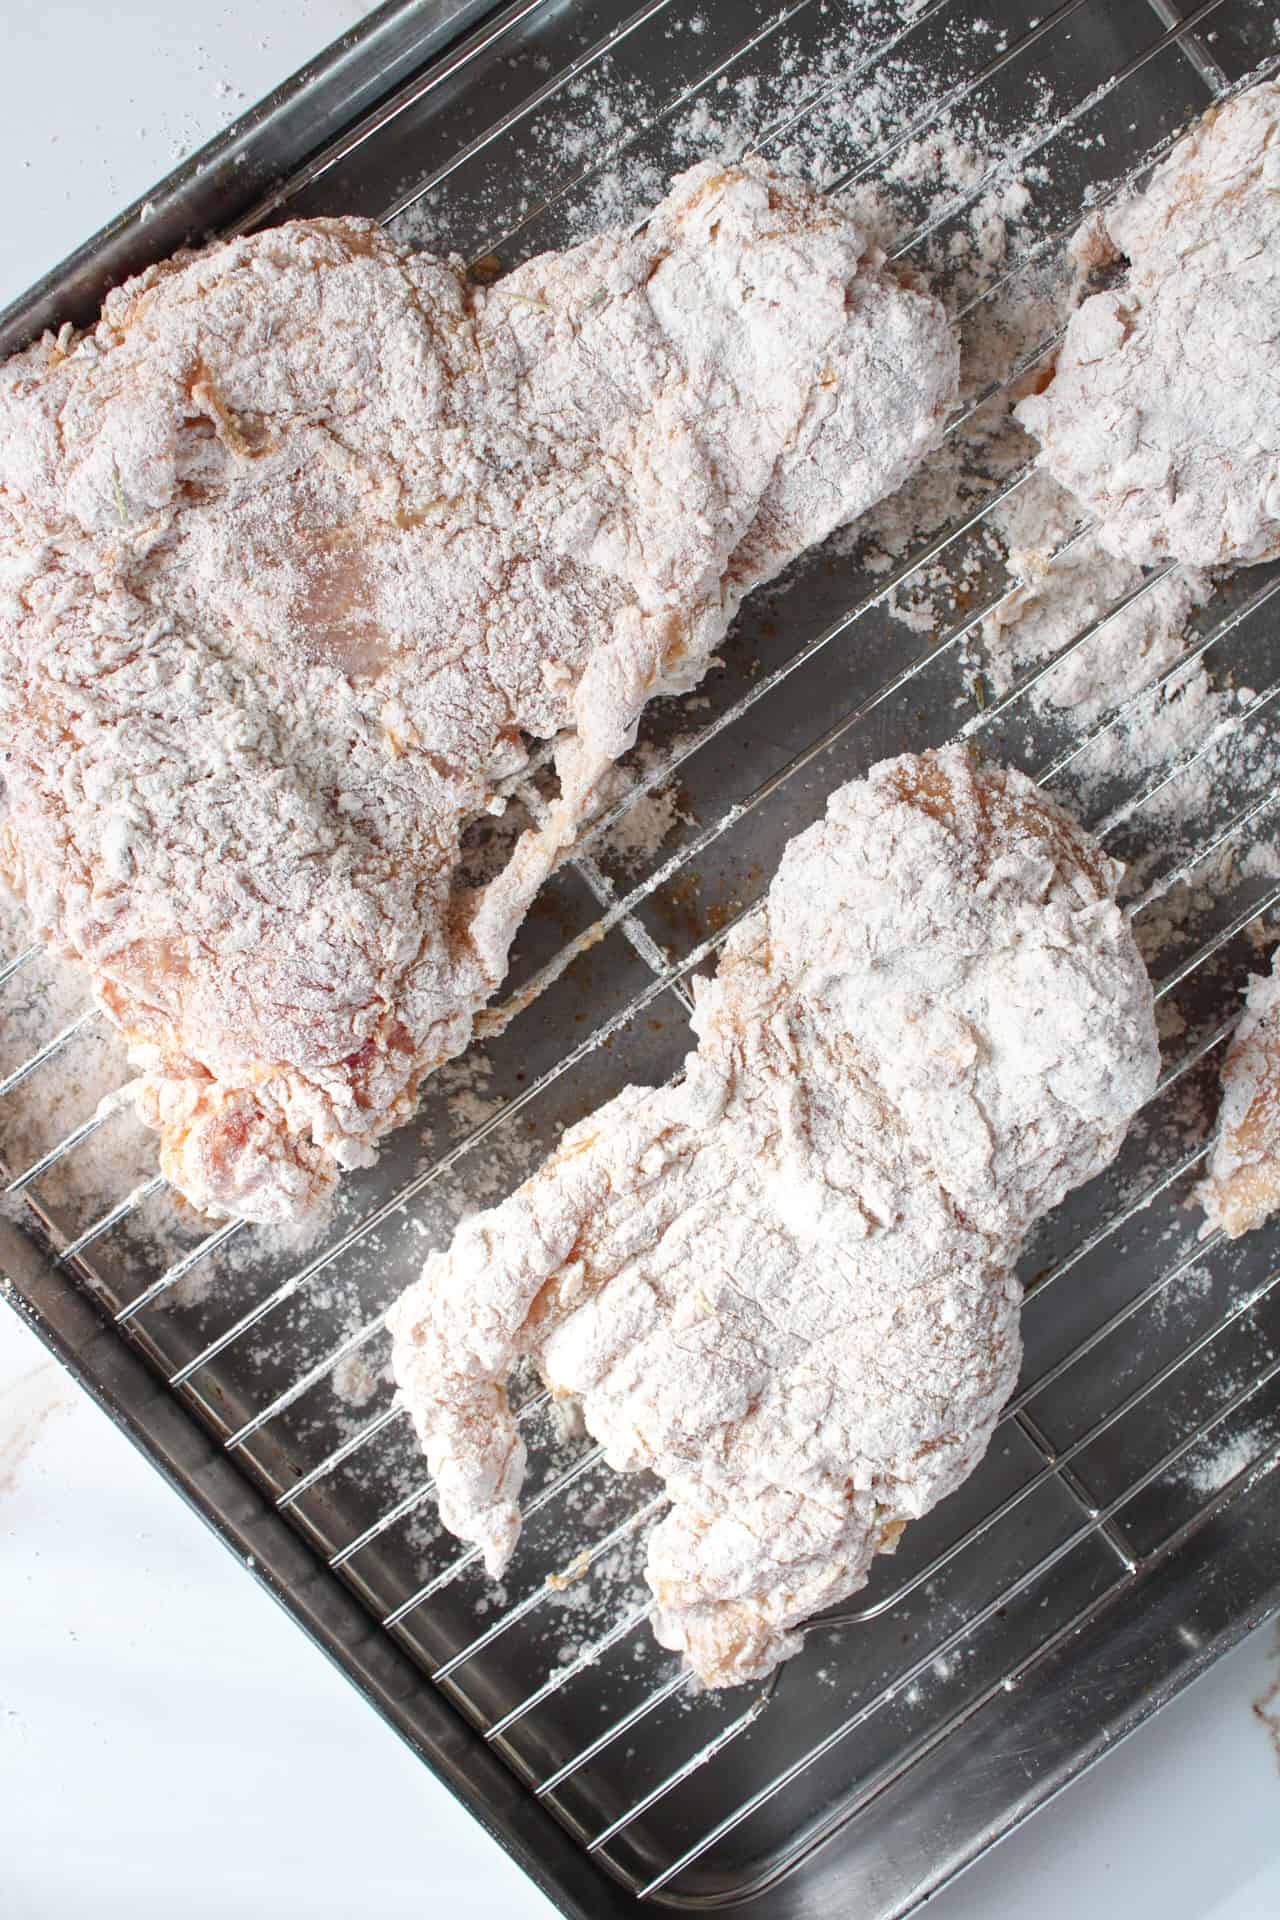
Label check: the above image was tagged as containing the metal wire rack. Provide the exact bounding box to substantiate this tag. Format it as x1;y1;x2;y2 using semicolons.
3;2;1280;1915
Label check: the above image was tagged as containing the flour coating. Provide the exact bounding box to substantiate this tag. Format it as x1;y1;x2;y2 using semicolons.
388;748;1159;1686
1200;950;1280;1239
1016;83;1280;567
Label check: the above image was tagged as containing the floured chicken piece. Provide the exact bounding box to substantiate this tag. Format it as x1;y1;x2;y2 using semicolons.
0;162;958;1222
1199;950;1280;1239
388;747;1159;1688
1016;82;1280;568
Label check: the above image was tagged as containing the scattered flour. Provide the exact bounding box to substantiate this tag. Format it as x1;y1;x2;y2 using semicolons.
1180;1425;1273;1498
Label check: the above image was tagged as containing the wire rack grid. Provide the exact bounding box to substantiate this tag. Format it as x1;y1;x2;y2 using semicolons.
2;1;1279;1913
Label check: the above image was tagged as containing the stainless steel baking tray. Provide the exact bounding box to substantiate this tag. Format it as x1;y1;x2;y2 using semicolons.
3;4;1279;1916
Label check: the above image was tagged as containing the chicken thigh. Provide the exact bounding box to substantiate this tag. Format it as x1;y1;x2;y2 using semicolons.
0;162;958;1220
388;748;1159;1687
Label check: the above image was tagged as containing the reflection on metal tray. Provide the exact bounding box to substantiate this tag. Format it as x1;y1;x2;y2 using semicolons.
2;2;1279;1915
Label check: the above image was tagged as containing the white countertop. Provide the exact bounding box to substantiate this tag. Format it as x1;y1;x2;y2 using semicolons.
1;7;1278;1916
3;1301;1278;1920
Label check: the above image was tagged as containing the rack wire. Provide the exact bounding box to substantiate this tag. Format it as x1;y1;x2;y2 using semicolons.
3;1;1279;1911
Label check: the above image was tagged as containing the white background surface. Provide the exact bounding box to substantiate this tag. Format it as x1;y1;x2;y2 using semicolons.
0;6;1278;1917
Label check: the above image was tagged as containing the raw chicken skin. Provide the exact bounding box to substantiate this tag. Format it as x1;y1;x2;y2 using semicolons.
388;748;1159;1687
0;162;958;1220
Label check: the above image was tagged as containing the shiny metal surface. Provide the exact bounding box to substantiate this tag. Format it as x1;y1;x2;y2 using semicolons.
2;3;1279;1915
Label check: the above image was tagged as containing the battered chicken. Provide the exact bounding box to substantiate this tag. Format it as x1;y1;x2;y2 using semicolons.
0;162;958;1222
388;748;1159;1688
1199;950;1280;1239
1016;82;1280;568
